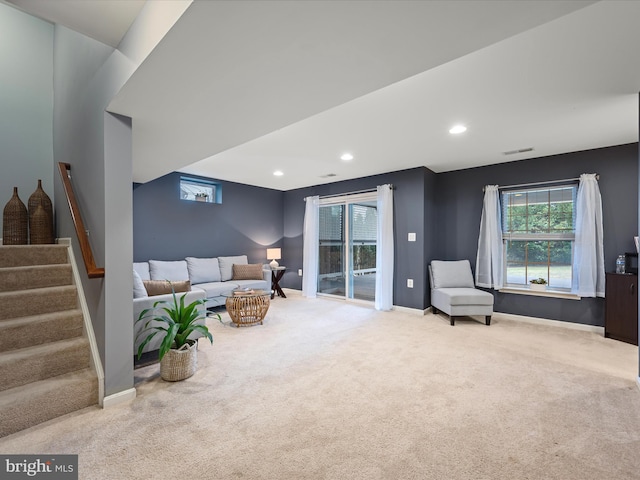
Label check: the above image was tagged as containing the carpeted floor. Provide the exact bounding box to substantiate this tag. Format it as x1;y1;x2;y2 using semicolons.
1;290;639;480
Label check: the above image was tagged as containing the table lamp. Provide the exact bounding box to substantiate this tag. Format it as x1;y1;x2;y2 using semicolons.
267;248;281;269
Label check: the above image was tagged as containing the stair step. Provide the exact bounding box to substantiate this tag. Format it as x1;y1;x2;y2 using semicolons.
0;309;84;353
0;285;77;320
0;244;68;268
0;337;90;392
0;264;73;292
0;368;98;438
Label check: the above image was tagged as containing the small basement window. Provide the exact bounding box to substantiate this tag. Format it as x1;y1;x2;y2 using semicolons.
180;176;222;204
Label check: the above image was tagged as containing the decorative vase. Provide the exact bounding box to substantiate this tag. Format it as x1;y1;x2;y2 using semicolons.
28;179;54;244
160;341;198;381
29;204;53;245
2;187;28;245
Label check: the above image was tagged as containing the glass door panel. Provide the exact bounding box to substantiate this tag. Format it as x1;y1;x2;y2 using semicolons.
349;202;377;301
318;205;345;296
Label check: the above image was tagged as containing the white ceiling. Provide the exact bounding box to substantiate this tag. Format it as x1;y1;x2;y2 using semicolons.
7;1;640;191
5;0;145;48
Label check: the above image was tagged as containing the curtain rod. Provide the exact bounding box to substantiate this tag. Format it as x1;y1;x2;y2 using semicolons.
483;175;599;192
304;185;394;201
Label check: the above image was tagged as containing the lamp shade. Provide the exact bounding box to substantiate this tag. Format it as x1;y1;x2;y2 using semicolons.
267;248;281;260
267;248;281;268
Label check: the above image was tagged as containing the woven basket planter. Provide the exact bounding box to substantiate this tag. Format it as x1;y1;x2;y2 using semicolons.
3;187;28;245
160;340;198;381
28;179;54;244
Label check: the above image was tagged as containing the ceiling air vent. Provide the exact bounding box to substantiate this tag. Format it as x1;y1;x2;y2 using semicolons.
503;147;534;156
319;173;337;178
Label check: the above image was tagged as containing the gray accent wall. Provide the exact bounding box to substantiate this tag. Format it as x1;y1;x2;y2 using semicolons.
0;4;54;227
133;172;284;264
436;142;638;326
282;167;438;311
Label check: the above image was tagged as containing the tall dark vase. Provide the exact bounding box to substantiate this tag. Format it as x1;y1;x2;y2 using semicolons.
2;187;28;245
28;179;54;244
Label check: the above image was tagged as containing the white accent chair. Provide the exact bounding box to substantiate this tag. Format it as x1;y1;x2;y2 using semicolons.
429;260;493;326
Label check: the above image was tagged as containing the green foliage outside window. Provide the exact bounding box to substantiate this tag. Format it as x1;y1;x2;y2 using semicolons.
502;185;576;289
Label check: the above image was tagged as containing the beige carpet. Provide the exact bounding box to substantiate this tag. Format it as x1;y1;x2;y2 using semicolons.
1;290;639;480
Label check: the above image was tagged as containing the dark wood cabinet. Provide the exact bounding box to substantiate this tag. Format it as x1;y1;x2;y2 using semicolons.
605;273;638;345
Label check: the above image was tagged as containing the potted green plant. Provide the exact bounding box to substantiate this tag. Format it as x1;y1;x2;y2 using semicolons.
136;286;218;381
529;277;548;292
195;192;208;202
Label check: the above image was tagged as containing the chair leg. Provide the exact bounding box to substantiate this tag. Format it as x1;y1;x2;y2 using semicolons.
450;316;455;326
485;315;491;326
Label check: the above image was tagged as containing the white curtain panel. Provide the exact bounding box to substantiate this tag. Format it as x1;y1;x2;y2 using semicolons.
375;184;394;311
302;195;320;298
572;174;605;297
475;185;504;289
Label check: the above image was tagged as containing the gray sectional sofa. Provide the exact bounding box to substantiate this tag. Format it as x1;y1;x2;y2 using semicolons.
133;255;270;354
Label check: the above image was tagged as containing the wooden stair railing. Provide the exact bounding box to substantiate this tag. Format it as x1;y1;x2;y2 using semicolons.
57;162;105;278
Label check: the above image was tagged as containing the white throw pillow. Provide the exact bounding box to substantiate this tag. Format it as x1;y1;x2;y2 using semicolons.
133;262;150;281
185;257;221;284
430;260;475;289
133;269;148;298
149;260;189;281
218;255;248;282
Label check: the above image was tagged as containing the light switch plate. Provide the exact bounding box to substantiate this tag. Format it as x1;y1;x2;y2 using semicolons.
407;279;414;288
408;232;416;242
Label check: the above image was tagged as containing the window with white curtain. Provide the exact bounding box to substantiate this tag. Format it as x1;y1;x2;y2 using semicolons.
501;184;577;290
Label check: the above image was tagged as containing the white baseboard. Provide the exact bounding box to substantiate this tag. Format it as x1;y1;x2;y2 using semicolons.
636;377;640;393
494;311;605;334
392;305;430;316
102;388;137;409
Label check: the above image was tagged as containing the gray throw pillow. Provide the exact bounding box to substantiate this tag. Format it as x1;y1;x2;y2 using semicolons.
133;269;148;298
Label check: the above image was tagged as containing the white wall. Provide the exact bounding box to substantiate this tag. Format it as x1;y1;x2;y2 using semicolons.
52;2;191;397
0;3;53;228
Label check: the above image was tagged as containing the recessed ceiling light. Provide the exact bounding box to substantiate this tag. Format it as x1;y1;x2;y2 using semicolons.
449;125;467;134
340;153;354;161
273;170;283;176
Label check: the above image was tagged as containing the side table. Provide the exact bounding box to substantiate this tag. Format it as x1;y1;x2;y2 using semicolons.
271;266;286;299
222;289;270;327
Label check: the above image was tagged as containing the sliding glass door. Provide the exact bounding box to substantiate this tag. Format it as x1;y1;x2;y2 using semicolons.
318;194;377;301
318;205;346;296
349;201;377;301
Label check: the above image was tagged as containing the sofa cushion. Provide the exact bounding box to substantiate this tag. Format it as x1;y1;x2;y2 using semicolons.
218;255;248;281
430;260;475;289
133;269;148;299
133;262;150;281
195;281;234;298
143;279;191;297
233;279;269;291
432;287;493;306
149;260;189;281
232;263;264;280
186;257;221;284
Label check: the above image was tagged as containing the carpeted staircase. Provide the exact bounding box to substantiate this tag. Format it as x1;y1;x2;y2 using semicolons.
0;244;98;437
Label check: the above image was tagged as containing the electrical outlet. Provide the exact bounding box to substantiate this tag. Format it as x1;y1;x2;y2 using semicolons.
408;232;416;242
298;269;303;276
407;278;414;288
